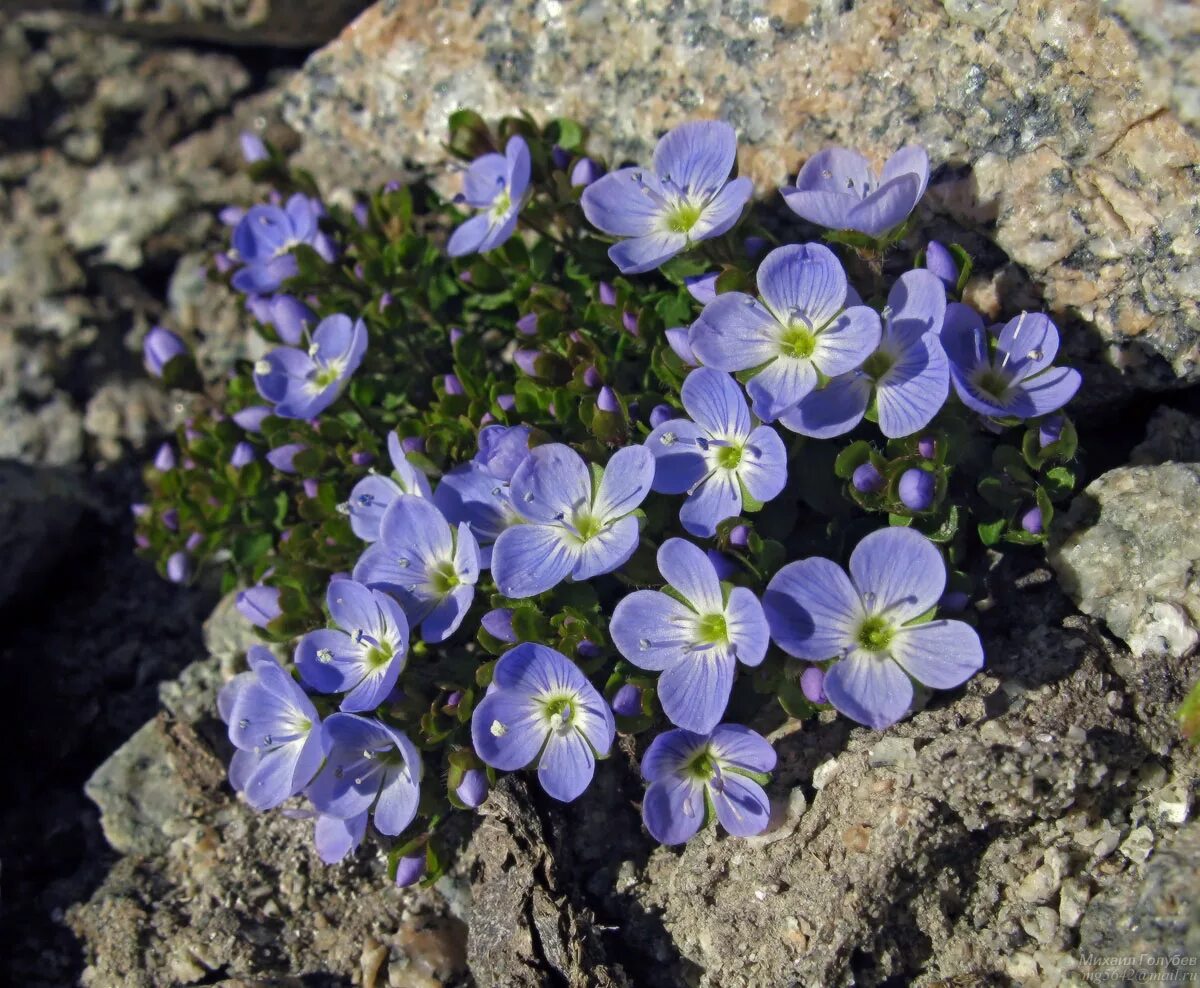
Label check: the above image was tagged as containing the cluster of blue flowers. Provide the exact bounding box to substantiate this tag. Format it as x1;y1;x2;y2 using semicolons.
145;117;1084;873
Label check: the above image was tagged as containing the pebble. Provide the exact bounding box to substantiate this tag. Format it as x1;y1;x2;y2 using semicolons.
868;737;916;768
812;758;841;790
1119;825;1155;863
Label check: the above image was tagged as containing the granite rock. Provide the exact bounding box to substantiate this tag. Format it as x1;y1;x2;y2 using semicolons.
1107;0;1200;134
1050;462;1200;660
1130;406;1200;466
283;0;1200;399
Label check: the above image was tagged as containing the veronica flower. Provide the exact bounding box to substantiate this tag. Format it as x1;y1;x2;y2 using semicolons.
580;121;753;274
491;444;654;598
645;368;786;538
762;527;983;729
254;314;367;419
941;306;1081;420
347;432;432;542
295;578;409;712
448;136;531;257
143;326;187;377
313;811;368;864
218;646;324;811
354;495;480;643
689;244;881;422
236;585;281;628
231;194;335;294
307;713;422;837
781;146;929;237
471;643;615;802
779;269;949;439
641;724;775;845
611;539;769;732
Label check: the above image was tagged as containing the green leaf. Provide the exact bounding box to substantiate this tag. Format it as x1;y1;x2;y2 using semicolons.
834;441;872;480
977;519;1006;546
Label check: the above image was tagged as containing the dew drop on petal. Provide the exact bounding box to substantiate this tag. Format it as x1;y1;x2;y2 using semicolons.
317;648;333;664
638;638;651;651
397;557;410;569
354;776;365;785
660;432;676;446
237;718;249;729
263;734;273;745
1026;348;1043;361
490;719;508;737
523;491;534;503
491;486;502;497
821;169;832;179
334;766;344;779
362;749;374;759
254;359;271;376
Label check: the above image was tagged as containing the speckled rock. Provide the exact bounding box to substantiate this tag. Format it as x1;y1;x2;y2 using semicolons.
283;0;1200;399
1107;0;1200;133
11;0;372;47
1050;463;1200;660
1130;406;1200;466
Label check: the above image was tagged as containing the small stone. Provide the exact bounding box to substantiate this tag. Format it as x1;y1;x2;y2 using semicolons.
361;936;390;988
1157;786;1192;825
1119;825;1155;863
1020;905;1059;944
1016;849;1068;904
812;758;841;790
1059;878;1090;928
868;737;916;768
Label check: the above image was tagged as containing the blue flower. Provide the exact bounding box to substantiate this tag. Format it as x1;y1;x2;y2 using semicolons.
143;326;187;377
641;724;775;844
762;527;984;730
580;121;753;274
645;368;787;538
254;314;367;420
779;269;950;439
781;146;929;237
611;539;769;732
491;443;654;598
471;643;615;802
218;646;324;811
307;713;422;837
941;306;1081;420
689;244;881;422
231;194;335;294
313;811;368;864
448;136;531;257
295;578;409;712
354;495;480;643
236;585;281;628
347;432;432;542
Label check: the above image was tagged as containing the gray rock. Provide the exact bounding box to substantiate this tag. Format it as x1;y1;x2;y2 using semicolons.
0;459;87;610
1050;463;1200;660
1107;0;1200;133
283;0;1200;397
1130;406;1200;465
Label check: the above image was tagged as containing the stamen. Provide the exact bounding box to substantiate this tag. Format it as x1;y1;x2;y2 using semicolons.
254;359;271;376
490;720;507;737
317;648;333;664
660;432;677;446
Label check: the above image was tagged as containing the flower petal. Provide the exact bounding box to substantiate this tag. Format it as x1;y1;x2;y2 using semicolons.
505;135;532;199
880;145;930;200
725;587;770;668
823;652;913;729
762;557;861;660
778;372;871;438
712;772;772;837
646;418;709;494
509;443;590;524
848;527;945;623
939;302;987;373
491;523;578;598
691;176;754;241
653;120;738;194
295;628;361;693
739;424;788;503
846;173;921;236
326;578;381;635
792;147;874;196
314;811;368;864
657;649;736;733
641;728;707;781
756;243;848;328
538;729;596;802
1014;366;1081;417
572;513;641;580
875;335;949;438
462;151;507;207
447;213;493;257
689;294;781;372
780;188;863;232
471;691;546;771
813;305;882;377
379;495;453;570
746;355;817;422
592;445;654;522
996;312;1060;381
658;538;723;614
373;764;421;835
348;475;402;542
421;583;475;643
679;468;742;539
887;268;946;335
682;366;752;437
433;461;517;547
609;231;689;274
581;167;666;237
643;775;706;845
611;589;699;671
711;724;776;773
890;619;984;689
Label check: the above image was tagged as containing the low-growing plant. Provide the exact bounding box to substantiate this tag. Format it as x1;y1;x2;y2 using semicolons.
135;114;1083;882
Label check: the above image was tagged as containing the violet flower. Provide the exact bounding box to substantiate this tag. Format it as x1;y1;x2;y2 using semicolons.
143;326;187;378
307;713;422;837
781;146;929;237
490;443;654;598
313;812;367;864
581;121;753;274
448;136;531;257
230;441;256;468
236;585;282;628
254;314;367;419
570;157;603;187
645;367;787;538
925;241;959;290
354;496;480;643
941;306;1081;420
270;295;316;346
347;432;432;542
295;578;410;712
610;538;769;732
394;853;426;887
762;527;984;729
689;243;881;422
455;768;489;808
233;405;272;432
218;646;324;811
471;643;615;802
779;269;949;439
239;132;268;163
641;724;775;845
898;468;935;510
231;194;335;295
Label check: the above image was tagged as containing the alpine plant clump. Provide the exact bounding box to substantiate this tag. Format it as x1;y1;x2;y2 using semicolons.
136;113;1084;883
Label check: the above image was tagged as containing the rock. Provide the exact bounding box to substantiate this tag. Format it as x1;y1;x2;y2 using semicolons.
1130;406;1200;465
285;0;1200;396
11;1;373;48
1107;0;1200;133
1050;463;1200;660
84;380;177;462
0;459;88;610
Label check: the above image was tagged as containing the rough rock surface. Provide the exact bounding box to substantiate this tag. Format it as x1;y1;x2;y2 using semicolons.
283;0;1200;401
11;0;373;47
1107;0;1200;133
1050;462;1200;660
1130;405;1200;466
0;459;88;609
